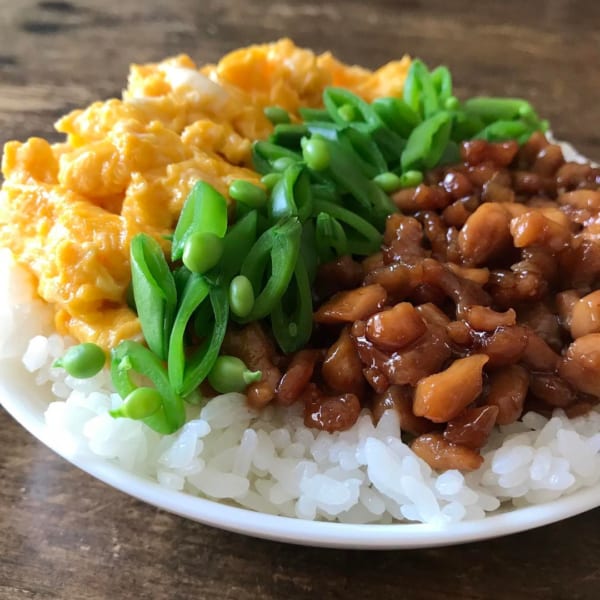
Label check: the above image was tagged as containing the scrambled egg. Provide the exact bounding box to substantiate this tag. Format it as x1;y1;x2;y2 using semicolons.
0;39;410;349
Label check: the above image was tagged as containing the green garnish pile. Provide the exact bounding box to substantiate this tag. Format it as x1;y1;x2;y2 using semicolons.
54;59;547;434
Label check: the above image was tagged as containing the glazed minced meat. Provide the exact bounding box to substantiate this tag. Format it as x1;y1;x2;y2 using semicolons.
227;132;600;471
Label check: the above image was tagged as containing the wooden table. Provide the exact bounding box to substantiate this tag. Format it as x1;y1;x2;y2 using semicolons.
1;1;600;598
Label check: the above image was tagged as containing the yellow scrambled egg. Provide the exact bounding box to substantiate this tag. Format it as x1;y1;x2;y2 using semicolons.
0;39;410;349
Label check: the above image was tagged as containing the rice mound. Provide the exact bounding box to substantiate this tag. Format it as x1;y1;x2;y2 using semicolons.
2;248;600;524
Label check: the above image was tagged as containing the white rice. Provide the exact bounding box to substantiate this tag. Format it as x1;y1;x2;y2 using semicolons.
2;247;600;524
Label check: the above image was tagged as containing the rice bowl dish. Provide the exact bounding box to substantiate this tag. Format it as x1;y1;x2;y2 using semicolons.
2;40;600;536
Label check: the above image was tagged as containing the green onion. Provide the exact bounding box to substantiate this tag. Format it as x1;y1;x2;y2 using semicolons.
129;234;177;361
430;66;453;103
474;119;532;143
271;256;313;353
261;173;282;190
264;105;291;125
171;181;228;262
464;97;537;123
182;231;224;274
372;97;421;138
180;285;229;397
444;96;460;111
270;123;309;147
269;164;312;223
337;103;359;122
272;156;297;172
219;210;258;284
240;217;302;321
401;111;453;171
111;340;185;434
167;273;212;393
229;180;267;209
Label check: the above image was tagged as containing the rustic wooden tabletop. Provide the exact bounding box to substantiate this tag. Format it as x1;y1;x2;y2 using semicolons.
1;0;600;598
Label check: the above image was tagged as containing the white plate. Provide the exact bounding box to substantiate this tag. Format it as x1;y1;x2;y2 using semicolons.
2;355;600;549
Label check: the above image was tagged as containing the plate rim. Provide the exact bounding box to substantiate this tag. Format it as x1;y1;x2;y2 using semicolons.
2;357;600;550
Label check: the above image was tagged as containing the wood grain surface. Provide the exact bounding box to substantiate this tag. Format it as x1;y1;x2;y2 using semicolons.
1;1;600;598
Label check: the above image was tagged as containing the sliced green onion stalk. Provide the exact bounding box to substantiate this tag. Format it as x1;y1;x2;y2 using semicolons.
130;233;177;361
110;340;185;434
271;256;313;353
240;217;303;322
271;123;309;148
167;273;212;393
182;231;224;274
171;181;228;262
264;105;291;125
180;284;229;397
401;111;453;171
229;180;267;209
260;172;282;190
